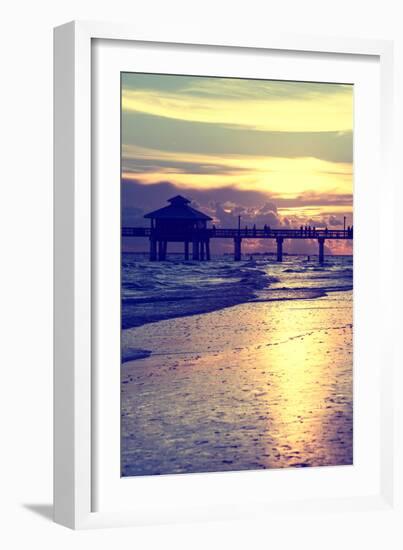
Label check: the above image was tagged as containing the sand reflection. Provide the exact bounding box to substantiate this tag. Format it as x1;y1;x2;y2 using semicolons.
121;292;352;476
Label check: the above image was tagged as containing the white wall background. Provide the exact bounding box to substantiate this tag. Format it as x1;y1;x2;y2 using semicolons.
0;1;402;548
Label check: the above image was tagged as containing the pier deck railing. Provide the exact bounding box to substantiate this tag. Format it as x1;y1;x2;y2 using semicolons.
122;227;352;240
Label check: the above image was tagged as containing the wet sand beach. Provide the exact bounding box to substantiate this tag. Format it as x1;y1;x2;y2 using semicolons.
121;289;353;476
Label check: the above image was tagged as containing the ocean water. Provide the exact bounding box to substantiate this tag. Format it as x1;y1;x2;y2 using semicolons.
121;254;353;476
121;253;352;359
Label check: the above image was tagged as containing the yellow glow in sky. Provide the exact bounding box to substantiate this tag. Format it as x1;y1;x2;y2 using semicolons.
122;85;353;133
121;74;353;233
122;144;352;196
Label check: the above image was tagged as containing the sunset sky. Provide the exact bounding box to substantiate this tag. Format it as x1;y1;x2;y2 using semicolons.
121;73;353;254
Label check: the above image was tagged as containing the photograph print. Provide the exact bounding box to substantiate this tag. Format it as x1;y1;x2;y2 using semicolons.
121;72;353;477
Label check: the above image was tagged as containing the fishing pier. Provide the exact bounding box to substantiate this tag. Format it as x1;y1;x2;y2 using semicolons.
122;195;353;263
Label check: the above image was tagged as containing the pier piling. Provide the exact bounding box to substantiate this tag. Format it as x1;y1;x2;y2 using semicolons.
192;240;200;260
206;240;211;261
276;237;284;262
318;237;325;263
149;238;157;261
234;237;242;261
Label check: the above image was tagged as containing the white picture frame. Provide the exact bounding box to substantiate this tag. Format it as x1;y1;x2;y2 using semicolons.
54;20;400;531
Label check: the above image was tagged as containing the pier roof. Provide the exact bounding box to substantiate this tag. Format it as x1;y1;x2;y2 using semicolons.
144;195;212;221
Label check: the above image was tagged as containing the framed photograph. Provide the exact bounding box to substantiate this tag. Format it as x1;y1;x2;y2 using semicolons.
54;21;399;530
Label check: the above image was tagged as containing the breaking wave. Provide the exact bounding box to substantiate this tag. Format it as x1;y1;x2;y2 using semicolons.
121;253;352;330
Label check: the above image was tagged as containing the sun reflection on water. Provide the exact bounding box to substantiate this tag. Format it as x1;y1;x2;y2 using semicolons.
122;294;353;476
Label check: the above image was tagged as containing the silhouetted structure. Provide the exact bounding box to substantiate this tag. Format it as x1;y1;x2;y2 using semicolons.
143;195;212;261
122;196;353;263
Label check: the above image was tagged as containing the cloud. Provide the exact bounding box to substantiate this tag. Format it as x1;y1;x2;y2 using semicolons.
122;111;353;164
122;156;248;176
328;215;343;226
273;192;352;209
258;201;278;215
121;179;352;219
122;73;351;101
206;202;281;229
122;144;352;198
122;179;352;228
122;76;353;133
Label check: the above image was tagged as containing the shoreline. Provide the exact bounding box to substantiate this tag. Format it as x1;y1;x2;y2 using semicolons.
121;283;353;361
121;290;353;476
